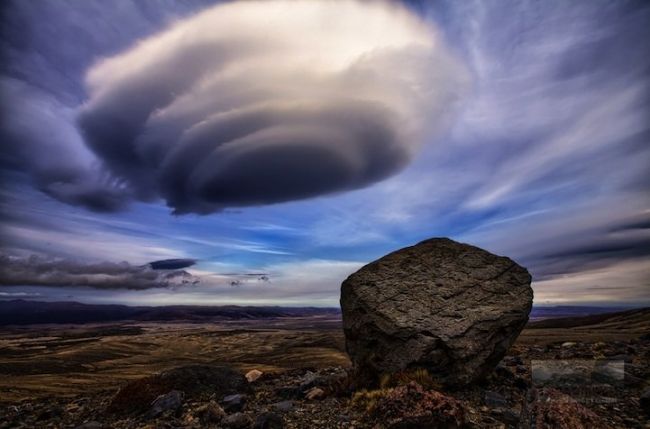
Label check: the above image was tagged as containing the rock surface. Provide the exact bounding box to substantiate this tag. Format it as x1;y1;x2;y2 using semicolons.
147;390;184;418
222;412;253;429
305;387;325;400
246;369;264;383
340;237;533;386
193;400;225;423
108;365;250;415
222;393;247;412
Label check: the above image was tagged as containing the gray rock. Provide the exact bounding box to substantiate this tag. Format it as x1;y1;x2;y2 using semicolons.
194;400;225;423
272;400;294;413
254;412;284;429
299;371;319;391
222;394;247;412
305;387;326;400
484;391;508;407
340;237;533;386
223;412;253;429
147;390;184;418
505;356;524;366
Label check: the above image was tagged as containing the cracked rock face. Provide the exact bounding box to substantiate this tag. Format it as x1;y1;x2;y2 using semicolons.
340;238;533;387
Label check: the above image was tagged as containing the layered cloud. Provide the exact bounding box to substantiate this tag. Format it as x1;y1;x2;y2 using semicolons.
0;78;131;212
0;254;199;290
2;0;466;214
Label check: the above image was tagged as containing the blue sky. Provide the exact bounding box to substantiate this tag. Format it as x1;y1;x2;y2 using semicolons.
1;0;649;306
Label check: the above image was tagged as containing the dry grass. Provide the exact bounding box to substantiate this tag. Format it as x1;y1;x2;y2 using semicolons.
0;317;349;401
352;368;442;414
2;309;647;402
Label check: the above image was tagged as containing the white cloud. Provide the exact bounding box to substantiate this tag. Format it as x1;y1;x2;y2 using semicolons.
532;259;650;305
76;0;467;213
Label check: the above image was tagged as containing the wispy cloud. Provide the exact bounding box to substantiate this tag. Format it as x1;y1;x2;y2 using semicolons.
0;0;648;306
0;254;199;290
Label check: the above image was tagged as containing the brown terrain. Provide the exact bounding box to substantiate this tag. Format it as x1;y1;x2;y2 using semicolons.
0;308;649;428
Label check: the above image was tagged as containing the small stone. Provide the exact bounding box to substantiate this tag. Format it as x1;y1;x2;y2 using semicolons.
272;400;294;413
484;391;508;408
147;390;184;418
222;394;247;412
246;369;264;383
305;387;325;400
561;342;576;348
194;400;225;423
223;412;253;429
299;371;319;391
502;356;524;366
254;412;283;429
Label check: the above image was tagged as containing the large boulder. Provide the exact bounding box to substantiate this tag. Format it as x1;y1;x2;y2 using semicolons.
340;238;533;387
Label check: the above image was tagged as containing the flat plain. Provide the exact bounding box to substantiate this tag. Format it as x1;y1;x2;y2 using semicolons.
0;308;648;428
1;309;648;400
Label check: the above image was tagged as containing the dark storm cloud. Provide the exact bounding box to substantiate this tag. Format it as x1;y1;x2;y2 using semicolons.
149;258;196;270
0;254;199;290
0;78;131;212
0;0;212;212
530;233;650;283
1;0;467;214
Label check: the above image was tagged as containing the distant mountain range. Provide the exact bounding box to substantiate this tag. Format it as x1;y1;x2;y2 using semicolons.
0;300;341;325
0;299;644;326
528;305;639;321
527;306;650;330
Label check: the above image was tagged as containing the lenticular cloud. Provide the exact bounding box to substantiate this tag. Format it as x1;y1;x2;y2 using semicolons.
73;0;466;213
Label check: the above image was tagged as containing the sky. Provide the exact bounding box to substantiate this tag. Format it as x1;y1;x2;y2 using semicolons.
0;0;649;307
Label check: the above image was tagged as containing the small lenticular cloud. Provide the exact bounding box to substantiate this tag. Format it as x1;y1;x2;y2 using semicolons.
76;0;467;214
148;258;196;270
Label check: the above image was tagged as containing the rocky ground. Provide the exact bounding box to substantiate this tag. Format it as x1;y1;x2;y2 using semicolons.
1;309;649;428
